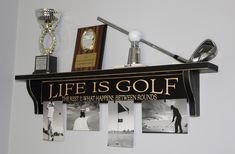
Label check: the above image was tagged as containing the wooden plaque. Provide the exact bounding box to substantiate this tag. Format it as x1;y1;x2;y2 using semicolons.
72;24;107;71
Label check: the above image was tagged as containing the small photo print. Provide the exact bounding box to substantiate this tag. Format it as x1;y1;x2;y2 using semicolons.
107;100;134;148
43;101;65;141
142;99;189;134
67;101;99;131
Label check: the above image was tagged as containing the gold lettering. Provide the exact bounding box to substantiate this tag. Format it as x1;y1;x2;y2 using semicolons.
116;80;131;92
150;79;163;94
75;82;86;94
92;82;97;93
165;78;178;95
49;84;58;99
58;83;63;97
133;79;149;93
98;81;109;93
65;83;74;96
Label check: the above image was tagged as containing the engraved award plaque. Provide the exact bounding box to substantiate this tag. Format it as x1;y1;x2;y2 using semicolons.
34;8;61;74
72;25;107;71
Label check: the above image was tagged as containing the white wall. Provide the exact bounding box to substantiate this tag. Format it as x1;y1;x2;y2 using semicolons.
11;0;235;154
0;0;18;154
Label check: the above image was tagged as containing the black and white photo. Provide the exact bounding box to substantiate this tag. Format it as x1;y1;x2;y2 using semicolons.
108;100;134;148
43;101;65;141
67;101;99;131
142;99;188;134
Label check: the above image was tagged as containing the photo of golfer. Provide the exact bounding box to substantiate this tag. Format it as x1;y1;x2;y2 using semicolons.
43;101;65;141
142;99;188;134
171;105;183;133
46;101;55;141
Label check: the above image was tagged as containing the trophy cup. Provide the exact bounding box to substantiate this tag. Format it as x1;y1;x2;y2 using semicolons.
34;8;61;74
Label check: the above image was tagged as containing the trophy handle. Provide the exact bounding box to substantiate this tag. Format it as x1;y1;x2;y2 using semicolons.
39;28;56;55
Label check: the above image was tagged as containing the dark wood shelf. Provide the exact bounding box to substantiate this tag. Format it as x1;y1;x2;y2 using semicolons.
15;62;218;81
14;62;218;116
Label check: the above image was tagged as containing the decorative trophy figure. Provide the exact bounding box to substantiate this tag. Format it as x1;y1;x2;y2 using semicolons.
34;8;61;74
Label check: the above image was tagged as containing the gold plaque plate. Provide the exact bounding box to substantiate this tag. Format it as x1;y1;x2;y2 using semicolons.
75;53;97;68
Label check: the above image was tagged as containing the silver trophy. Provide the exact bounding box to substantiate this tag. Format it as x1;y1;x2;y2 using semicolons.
34;8;61;74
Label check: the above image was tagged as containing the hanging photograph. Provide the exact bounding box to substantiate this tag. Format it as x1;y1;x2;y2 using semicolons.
142;99;189;134
67;101;100;131
43;101;65;141
107;100;134;148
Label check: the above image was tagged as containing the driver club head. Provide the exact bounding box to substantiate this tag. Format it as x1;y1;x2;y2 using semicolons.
189;39;217;63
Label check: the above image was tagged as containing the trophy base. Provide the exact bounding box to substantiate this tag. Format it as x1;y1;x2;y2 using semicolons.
33;55;57;74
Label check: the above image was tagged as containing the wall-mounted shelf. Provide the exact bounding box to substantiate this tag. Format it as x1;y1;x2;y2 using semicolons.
15;62;218;116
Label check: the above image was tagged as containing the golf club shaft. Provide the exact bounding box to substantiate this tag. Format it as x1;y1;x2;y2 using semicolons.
166;121;172;127
97;17;129;35
97;17;188;63
140;39;188;63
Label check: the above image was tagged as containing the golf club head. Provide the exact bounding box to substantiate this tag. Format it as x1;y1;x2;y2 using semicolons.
189;39;217;63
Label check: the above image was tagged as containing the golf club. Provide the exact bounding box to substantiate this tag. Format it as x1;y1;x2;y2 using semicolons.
162;121;173;131
97;17;217;63
189;39;217;62
166;121;173;128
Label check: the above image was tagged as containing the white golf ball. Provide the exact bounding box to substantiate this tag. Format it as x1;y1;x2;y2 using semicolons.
128;30;142;42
